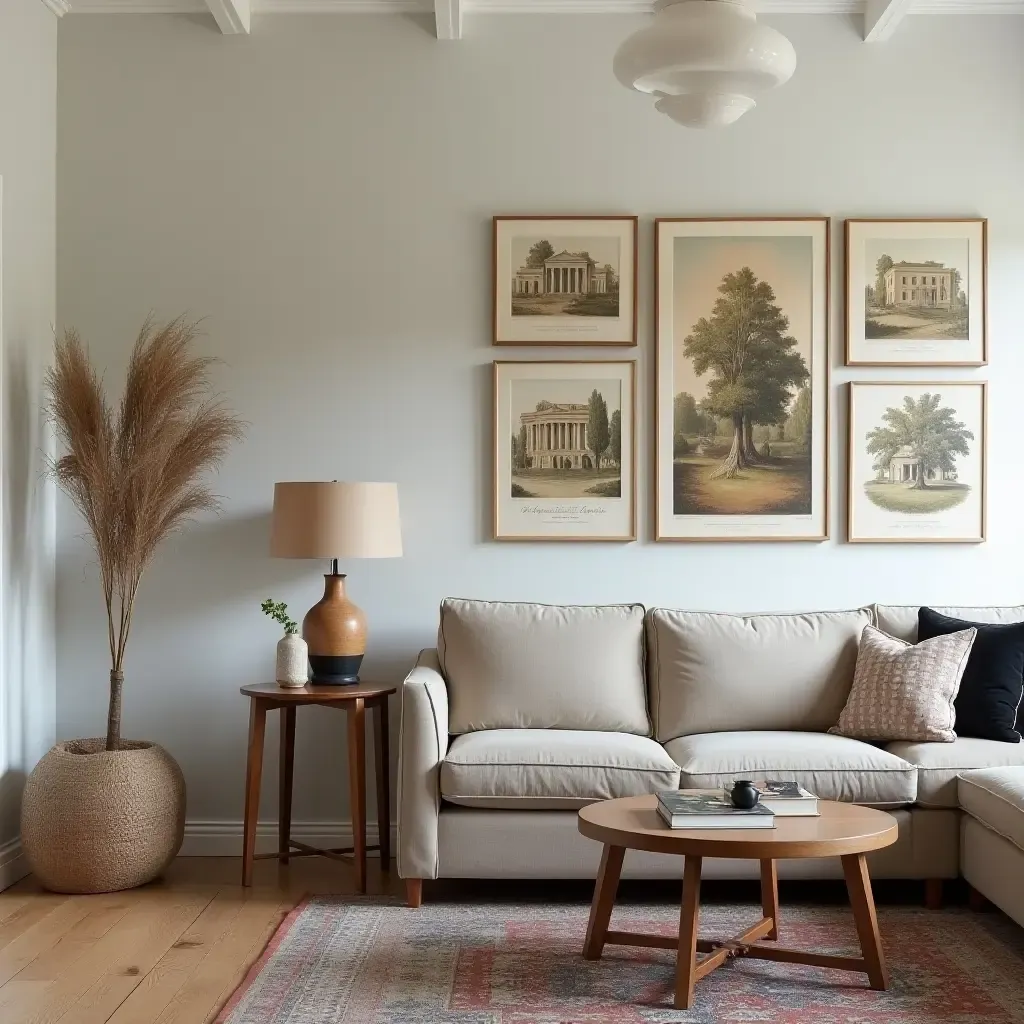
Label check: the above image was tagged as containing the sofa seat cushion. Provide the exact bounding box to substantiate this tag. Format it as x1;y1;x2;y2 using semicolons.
888;738;1024;808
440;730;680;810
958;768;1024;854
439;600;650;735
646;608;872;741
664;731;917;807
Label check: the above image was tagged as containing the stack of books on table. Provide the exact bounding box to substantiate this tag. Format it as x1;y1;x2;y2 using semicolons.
656;783;820;829
749;780;820;817
657;791;775;829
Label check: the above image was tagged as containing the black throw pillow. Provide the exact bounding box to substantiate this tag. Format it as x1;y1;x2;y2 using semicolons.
918;608;1024;743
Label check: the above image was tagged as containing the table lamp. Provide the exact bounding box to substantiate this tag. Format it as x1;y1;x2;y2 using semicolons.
270;481;402;684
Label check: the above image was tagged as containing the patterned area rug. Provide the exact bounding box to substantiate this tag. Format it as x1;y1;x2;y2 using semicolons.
216;897;1024;1023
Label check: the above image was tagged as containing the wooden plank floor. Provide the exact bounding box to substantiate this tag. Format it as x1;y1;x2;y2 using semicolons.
0;857;401;1024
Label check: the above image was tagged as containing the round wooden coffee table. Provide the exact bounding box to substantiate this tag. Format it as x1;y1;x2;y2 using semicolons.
578;795;898;1010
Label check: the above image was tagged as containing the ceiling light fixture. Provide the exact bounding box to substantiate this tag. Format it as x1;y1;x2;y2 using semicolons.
613;0;797;129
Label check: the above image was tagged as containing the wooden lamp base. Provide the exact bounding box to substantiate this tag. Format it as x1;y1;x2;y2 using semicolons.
302;572;367;686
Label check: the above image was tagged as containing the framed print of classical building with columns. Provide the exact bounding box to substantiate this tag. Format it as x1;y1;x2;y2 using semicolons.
845;218;987;366
494;361;636;541
493;216;638;346
655;218;830;542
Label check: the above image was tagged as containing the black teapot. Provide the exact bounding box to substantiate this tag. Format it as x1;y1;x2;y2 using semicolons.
730;780;760;810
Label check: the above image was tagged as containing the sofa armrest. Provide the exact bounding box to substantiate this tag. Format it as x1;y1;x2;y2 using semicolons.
397;648;449;880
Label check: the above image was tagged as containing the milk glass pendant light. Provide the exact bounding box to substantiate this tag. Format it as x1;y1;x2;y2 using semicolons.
613;0;796;128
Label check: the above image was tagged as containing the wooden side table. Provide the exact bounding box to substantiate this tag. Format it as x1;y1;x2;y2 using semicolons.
239;682;396;892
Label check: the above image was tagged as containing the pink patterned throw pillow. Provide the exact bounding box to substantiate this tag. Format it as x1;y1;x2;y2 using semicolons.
830;624;976;743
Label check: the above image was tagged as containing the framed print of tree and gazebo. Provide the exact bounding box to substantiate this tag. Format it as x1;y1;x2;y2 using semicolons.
654;218;830;542
848;381;986;544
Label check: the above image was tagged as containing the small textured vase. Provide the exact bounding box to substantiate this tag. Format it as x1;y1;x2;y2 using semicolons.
302;573;366;684
276;633;309;687
731;780;760;810
21;739;185;893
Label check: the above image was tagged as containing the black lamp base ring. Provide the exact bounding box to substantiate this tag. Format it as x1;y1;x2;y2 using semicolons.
308;653;363;687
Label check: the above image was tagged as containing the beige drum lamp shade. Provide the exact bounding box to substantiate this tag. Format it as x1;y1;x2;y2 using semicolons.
271;481;403;560
270;482;402;685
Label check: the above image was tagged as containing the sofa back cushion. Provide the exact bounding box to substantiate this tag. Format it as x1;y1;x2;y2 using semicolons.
875;604;1024;643
646;607;873;741
438;599;650;736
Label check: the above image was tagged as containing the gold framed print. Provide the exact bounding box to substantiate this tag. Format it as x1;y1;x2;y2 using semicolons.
845;218;987;366
848;381;986;544
493;360;636;541
493;216;638;346
655;217;830;542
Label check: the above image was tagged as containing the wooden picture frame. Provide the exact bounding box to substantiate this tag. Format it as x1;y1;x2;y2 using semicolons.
493;216;638;347
845;218;987;366
847;381;987;544
493;360;636;541
654;217;830;542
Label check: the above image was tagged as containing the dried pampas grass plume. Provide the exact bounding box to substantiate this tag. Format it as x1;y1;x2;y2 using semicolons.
47;316;245;750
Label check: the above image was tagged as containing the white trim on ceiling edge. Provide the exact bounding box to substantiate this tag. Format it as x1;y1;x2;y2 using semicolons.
58;0;1024;15
0;837;28;892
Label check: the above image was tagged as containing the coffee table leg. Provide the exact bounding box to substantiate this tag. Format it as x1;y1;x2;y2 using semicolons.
674;855;703;1010
760;858;779;940
842;852;889;991
583;844;625;960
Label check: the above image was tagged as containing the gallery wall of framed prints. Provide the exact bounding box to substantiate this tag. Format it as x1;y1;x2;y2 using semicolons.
490;212;990;546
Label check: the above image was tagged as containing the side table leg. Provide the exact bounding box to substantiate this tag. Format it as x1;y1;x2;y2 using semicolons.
279;706;296;864
583;844;625;960
242;699;267;886
674;855;703;1010
760;858;779;940
374;698;391;870
348;698;367;893
842;853;889;991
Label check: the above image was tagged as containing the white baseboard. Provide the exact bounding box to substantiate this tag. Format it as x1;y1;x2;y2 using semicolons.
180;820;399;857
0;837;28;891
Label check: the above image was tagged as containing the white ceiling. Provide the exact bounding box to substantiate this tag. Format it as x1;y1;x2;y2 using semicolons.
50;0;1024;14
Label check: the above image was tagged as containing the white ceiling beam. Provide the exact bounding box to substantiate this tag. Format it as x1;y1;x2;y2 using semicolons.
435;0;462;39
206;0;250;33
863;0;915;41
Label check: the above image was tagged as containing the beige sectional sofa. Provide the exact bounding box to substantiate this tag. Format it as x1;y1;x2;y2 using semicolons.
397;599;1024;918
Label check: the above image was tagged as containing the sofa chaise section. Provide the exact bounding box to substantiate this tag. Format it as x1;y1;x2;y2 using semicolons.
959;768;1024;927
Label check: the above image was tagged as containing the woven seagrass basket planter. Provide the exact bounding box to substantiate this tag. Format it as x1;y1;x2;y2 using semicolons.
21;739;186;894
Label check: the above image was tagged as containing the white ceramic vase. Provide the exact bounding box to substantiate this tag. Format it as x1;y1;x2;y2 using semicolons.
276;633;308;687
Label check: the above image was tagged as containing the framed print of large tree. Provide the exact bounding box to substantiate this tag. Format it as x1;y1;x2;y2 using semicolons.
848;382;986;543
655;218;830;542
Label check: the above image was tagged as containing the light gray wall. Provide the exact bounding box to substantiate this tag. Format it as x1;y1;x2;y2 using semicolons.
56;13;1024;839
0;0;57;878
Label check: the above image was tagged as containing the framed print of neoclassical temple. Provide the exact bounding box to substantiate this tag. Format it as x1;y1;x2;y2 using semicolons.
845;218;987;366
654;218;830;542
493;216;638;346
493;360;636;541
848;381;986;544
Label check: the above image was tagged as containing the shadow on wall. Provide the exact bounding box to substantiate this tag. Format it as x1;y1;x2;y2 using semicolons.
57;507;426;825
2;347;53;842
